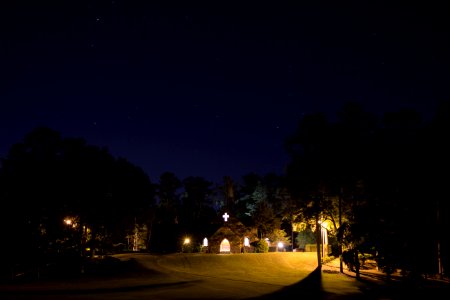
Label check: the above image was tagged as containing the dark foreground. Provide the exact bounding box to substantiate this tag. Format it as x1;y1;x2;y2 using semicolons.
0;253;448;299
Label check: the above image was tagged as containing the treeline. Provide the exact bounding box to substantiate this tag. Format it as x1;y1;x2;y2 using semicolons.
0;127;290;279
285;101;450;278
0;100;449;280
0;128;155;277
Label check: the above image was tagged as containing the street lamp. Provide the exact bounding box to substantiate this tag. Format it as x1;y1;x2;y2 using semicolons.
182;237;192;253
63;217;78;229
277;242;284;252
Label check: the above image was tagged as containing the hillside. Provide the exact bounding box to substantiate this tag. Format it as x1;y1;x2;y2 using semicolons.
2;253;448;299
152;252;318;285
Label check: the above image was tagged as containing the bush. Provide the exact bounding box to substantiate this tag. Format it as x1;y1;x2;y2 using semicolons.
181;243;194;253
342;249;360;272
254;239;269;253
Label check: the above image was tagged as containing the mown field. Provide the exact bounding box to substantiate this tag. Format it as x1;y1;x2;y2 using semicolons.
1;252;449;300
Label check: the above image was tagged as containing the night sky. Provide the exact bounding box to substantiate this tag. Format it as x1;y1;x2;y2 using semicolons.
1;1;449;184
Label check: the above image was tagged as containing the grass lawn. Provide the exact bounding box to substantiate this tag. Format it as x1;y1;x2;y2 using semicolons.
0;252;448;299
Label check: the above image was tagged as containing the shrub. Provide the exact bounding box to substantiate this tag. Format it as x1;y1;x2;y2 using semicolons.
254;239;269;253
181;243;194;253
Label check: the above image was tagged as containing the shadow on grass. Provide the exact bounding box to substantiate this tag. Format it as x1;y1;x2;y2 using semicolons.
0;256;181;297
248;267;325;299
2;256;163;284
356;272;450;299
4;256;449;300
249;267;450;300
0;280;200;296
83;257;165;278
336;269;450;300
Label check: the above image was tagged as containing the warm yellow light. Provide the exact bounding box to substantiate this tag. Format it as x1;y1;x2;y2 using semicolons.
64;218;72;225
319;220;330;230
277;242;284;249
184;238;190;244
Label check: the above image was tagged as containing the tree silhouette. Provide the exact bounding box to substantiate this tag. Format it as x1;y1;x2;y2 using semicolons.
284;101;450;277
0;126;155;277
151;171;182;252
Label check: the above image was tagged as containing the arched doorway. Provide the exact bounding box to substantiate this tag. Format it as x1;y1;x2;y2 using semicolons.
220;238;230;253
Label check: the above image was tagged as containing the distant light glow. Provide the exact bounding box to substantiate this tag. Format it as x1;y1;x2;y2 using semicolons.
244;237;250;247
277;242;284;249
203;237;208;247
184;238;190;244
64;217;78;228
319;220;330;230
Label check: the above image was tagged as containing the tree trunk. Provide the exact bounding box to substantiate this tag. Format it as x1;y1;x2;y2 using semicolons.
354;248;360;280
437;199;443;279
315;213;322;270
339;188;343;273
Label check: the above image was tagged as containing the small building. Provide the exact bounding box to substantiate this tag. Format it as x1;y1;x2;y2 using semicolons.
208;218;257;254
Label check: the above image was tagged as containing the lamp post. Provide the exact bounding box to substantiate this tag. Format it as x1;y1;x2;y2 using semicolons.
318;219;328;258
437;199;443;279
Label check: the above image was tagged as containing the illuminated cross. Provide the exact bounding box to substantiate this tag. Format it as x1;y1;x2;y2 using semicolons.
222;212;229;222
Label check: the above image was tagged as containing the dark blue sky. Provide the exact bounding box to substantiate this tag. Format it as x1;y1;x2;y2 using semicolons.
1;1;449;184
